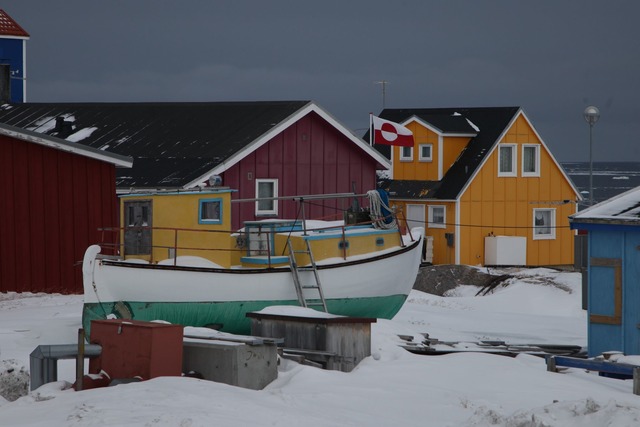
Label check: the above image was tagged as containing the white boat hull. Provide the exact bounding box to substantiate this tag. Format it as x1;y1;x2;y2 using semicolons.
82;230;424;335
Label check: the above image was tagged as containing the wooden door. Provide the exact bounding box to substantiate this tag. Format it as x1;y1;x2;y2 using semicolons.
124;200;152;255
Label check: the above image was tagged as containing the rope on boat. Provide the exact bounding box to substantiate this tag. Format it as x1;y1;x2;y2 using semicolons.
366;190;397;230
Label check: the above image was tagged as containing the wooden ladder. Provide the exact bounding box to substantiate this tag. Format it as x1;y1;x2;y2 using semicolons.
287;238;328;312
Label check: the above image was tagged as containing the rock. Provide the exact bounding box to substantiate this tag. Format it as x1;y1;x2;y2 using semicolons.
0;359;29;402
413;264;499;296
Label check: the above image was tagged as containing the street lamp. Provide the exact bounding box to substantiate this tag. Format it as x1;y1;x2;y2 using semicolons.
584;106;600;206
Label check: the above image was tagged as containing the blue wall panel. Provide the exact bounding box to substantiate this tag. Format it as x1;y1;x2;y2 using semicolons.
589;230;622;259
0;38;26;102
623;231;640;355
588;228;640;356
588;324;622;356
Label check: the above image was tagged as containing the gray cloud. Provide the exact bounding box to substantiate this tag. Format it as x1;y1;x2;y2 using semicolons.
4;0;640;161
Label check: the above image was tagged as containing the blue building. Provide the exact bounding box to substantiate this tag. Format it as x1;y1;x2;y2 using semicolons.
570;187;640;357
0;9;29;103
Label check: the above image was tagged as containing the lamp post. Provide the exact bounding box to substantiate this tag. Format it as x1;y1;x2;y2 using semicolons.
584;106;600;206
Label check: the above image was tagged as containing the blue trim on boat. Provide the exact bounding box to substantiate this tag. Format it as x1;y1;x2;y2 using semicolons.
303;228;397;241
241;256;290;265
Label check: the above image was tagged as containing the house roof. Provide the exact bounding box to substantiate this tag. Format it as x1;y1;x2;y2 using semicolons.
0;101;388;189
0;10;29;38
0;121;132;167
369;107;520;200
377;178;442;200
571;186;640;227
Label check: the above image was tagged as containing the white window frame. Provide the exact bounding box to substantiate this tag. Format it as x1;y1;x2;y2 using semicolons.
522;144;540;177
428;205;446;229
255;179;278;216
418;144;433;162
533;208;556;240
498;144;517;177
406;204;426;232
399;146;413;162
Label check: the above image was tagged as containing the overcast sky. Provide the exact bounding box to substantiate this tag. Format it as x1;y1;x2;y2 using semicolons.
3;1;639;161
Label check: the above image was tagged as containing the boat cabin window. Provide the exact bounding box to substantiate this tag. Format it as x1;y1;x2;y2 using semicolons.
199;198;222;224
255;179;278;216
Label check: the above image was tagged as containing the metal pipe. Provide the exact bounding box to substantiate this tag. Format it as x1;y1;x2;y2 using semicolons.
231;192;365;203
30;344;102;391
76;329;85;391
589;123;593;206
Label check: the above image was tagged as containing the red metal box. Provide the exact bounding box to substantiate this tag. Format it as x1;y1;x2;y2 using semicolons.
89;319;183;380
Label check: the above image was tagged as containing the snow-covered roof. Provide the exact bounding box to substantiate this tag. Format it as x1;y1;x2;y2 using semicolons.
0;122;133;167
571;185;640;224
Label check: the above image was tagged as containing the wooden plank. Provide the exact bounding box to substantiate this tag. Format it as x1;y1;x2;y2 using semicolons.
548;356;635;376
58;153;76;293
27;143;46;292
13;138;31;292
0;137;17;292
43;148;62;291
589;257;622;325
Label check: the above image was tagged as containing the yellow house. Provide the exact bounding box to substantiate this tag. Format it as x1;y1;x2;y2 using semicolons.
377;107;581;266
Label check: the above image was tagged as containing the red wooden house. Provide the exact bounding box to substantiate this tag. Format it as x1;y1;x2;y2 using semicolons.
0;101;389;230
0;122;132;293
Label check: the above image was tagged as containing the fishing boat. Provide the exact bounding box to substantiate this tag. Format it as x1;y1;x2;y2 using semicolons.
81;187;424;336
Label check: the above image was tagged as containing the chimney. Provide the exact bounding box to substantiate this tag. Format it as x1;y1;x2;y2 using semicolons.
54;116;74;138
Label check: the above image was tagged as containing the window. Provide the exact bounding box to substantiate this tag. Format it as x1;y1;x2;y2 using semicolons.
498;144;517;177
428;205;446;229
199;198;222;224
419;144;433;162
255;179;278;216
400;146;413;161
522;144;540;176
533;208;555;240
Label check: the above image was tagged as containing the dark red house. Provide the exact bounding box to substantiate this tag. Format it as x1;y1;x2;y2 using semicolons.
0;101;389;230
0;122;132;293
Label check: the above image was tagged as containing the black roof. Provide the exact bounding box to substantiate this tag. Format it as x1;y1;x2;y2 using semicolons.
0;101;310;188
369;107;520;200
377;178;442;199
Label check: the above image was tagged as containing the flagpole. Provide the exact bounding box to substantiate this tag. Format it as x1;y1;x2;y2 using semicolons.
369;113;373;146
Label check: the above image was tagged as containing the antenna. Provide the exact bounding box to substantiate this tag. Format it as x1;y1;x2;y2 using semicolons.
374;80;388;109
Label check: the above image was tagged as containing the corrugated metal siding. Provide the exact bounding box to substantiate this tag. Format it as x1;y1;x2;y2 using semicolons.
0;135;118;293
226;112;377;229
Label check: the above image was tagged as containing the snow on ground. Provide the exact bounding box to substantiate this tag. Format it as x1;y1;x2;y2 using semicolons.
1;268;640;426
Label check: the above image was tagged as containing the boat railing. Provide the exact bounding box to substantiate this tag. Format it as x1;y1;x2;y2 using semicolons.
97;226;245;266
96;211;414;267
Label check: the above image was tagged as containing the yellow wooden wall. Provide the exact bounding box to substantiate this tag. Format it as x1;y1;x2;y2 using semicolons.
393;122;471;182
393;122;439;181
442;136;470;173
120;190;235;266
392;199;456;265
458;114;577;266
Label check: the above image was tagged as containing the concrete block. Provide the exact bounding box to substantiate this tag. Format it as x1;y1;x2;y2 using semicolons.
182;339;277;390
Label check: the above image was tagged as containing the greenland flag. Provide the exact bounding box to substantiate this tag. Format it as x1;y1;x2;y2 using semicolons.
372;115;414;147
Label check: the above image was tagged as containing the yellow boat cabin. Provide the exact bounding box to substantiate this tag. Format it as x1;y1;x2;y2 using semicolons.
106;188;410;269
